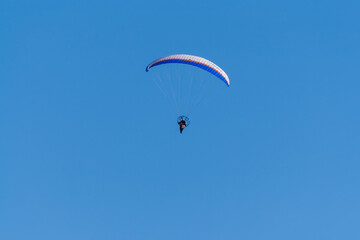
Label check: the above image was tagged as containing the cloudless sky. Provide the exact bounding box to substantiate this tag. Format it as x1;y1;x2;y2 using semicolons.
1;0;360;239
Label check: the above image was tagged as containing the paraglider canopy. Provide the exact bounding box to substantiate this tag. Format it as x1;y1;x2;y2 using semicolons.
146;54;230;86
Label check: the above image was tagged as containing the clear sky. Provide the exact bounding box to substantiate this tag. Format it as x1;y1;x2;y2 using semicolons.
1;0;360;239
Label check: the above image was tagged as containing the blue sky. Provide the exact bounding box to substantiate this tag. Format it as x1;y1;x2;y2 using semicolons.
1;0;360;239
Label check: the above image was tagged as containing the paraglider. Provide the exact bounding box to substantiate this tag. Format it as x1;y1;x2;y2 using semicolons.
146;54;229;134
177;116;190;134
